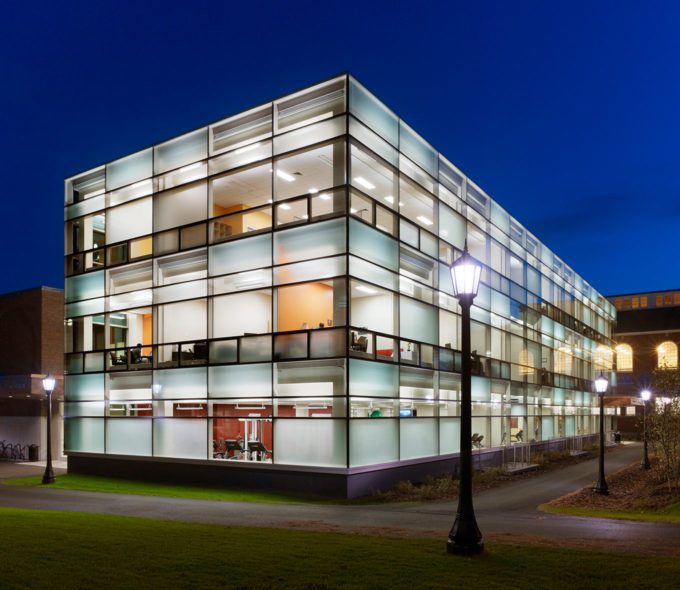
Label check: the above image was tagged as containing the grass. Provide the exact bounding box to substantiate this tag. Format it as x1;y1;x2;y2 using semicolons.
2;473;323;504
542;500;680;524
0;507;678;589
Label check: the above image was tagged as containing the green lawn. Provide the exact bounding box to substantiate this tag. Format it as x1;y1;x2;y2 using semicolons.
0;507;678;589
3;473;322;504
542;501;680;524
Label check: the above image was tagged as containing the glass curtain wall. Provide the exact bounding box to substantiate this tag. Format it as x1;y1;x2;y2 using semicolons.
64;74;615;470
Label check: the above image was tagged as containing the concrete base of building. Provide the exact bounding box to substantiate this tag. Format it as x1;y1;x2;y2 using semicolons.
67;436;597;499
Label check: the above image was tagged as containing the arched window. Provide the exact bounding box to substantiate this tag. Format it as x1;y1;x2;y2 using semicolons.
657;341;678;369
615;344;633;372
519;349;535;375
593;345;613;371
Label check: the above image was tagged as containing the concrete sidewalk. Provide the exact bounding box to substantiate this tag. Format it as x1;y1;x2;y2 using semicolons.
0;444;677;554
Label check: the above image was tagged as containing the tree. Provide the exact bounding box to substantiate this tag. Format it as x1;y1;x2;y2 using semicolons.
649;369;680;492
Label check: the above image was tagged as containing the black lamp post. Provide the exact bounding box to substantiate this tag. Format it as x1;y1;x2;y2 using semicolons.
640;389;651;470
592;373;609;495
42;374;56;485
447;243;484;555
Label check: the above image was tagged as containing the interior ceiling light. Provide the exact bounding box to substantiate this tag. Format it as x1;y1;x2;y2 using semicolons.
234;142;261;155
319;193;331;200
276;169;296;182
384;195;394;204
308;187;318;194
416;215;433;226
353;176;375;190
355;285;377;294
278;203;291;210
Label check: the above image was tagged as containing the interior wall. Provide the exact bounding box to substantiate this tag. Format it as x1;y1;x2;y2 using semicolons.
278;283;333;331
351;293;393;333
212;292;271;337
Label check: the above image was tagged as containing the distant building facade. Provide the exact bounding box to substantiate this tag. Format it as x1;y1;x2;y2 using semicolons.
0;287;64;460
609;289;680;436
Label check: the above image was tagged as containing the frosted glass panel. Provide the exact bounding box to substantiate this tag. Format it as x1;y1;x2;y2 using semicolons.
154;279;207;304
209;364;272;398
274;117;345;155
106;149;152;191
440;418;461;454
154;182;207;232
65;418;104;453
106;419;152;456
399;122;437;177
65;373;104;401
349;419;398;466
349;359;398;397
400;297;437;345
64;401;105;417
274;218;345;265
209;234;272;276
400;418;437;459
211;291;271;337
65;298;105;318
107;198;152;244
472;376;491;401
349;218;398;271
153;419;207;459
273;419;346;467
348;78;398;146
348;117;399;167
65;270;104;302
155;129;207;174
274;256;345;285
154;368;207;399
349;256;398;291
439;204;466;249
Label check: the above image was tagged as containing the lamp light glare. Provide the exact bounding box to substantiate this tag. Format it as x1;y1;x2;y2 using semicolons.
641;389;651;401
42;375;56;393
594;374;608;394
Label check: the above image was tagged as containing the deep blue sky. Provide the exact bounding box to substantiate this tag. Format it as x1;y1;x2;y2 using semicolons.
1;0;678;297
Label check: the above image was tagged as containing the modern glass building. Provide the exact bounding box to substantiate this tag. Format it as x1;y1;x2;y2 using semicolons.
63;74;617;496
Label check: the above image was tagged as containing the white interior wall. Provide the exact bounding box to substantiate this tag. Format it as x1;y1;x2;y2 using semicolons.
212;292;271;337
351;293;393;333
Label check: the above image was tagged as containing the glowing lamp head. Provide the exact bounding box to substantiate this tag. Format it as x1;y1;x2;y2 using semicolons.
641;389;651;402
594;373;608;394
450;244;482;299
42;375;56;394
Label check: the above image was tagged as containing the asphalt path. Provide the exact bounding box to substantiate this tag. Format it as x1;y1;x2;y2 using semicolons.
0;444;678;554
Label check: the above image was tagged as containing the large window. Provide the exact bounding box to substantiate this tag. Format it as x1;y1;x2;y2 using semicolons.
615;344;633;372
657;341;678;369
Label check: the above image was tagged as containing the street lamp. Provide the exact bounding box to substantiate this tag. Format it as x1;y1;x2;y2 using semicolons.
593;373;609;495
447;243;484;555
640;389;651;470
42;374;56;485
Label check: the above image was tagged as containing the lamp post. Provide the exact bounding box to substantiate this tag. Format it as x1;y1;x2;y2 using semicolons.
592;373;609;495
42;374;56;485
640;389;651;470
447;243;484;555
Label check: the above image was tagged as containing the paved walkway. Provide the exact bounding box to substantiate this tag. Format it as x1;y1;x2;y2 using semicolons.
0;444;678;554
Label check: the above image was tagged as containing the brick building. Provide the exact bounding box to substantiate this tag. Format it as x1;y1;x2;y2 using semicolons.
609;289;680;436
0;287;64;460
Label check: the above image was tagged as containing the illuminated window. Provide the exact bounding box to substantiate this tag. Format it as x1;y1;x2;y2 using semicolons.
632;297;639;309
518;349;535;375
674;293;680;305
640;296;648;308
657;341;678;369
594;345;613;371
615;344;633;372
554;347;572;374
656;295;663;307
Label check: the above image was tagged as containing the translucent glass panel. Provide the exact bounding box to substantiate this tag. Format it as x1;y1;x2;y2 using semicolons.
64;418;104;452
439;204;466;249
154;368;207;399
400;297;437;345
349;419;398;466
439;418;461;454
273;419;346;467
348;77;399;146
65;373;104;401
275;140;346;201
155;129;207;174
212;290;272;337
349;359;398;397
350;144;398;205
108;372;152;401
209;364;272;398
106;149;152;191
399;122;437;177
274;256;345;285
108;261;152;295
211;268;272;295
211;104;273;156
154;182;207;232
349;256;398;292
107;198;152;244
274;218;345;264
210;233;272;276
66;270;104;302
274;117;346;155
66;167;105;204
210;162;272;216
400;418;438;459
275;78;345;133
400;177;435;231
349;218;398;271
155;250;207;286
153;419;207;459
106;419;152;456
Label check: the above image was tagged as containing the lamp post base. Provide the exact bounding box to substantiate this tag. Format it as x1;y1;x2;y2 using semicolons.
446;537;484;555
42;468;55;485
592;481;609;495
641;460;651;470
